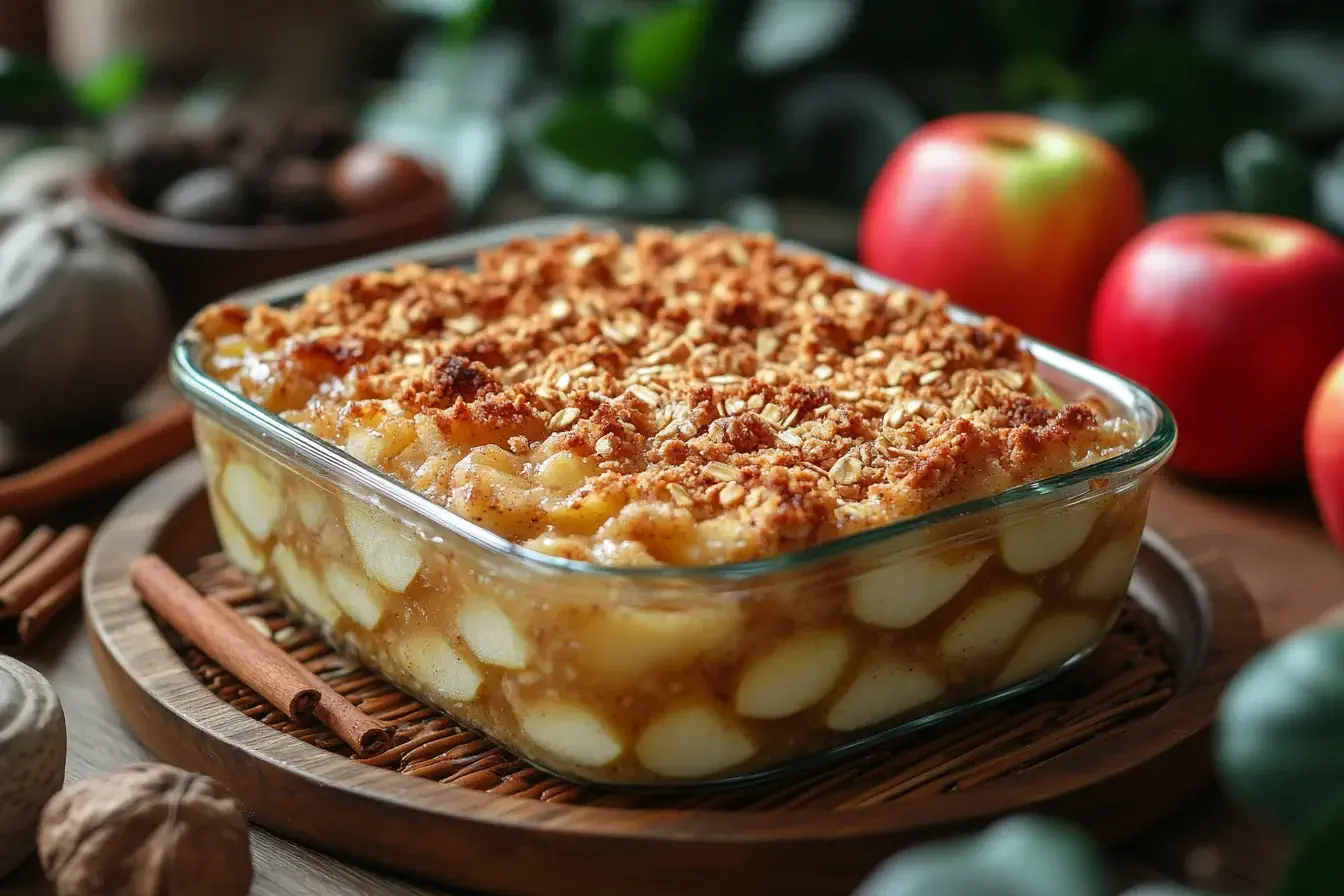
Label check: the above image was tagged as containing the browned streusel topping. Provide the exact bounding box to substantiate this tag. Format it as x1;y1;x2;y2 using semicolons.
194;228;1139;566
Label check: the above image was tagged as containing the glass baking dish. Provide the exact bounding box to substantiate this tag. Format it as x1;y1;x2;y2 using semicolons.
169;216;1176;789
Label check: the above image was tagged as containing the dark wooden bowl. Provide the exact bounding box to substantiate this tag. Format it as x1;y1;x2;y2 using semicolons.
83;167;452;326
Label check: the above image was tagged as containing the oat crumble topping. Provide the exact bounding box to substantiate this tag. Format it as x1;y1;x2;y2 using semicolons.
194;227;1139;566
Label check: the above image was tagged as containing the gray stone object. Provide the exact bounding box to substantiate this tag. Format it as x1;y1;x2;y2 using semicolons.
0;655;67;878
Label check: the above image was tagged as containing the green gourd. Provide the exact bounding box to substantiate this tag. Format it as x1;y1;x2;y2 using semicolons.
854;815;1110;896
1215;626;1344;833
0;199;172;436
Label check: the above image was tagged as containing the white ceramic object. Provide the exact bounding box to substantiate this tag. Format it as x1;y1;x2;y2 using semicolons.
0;656;67;878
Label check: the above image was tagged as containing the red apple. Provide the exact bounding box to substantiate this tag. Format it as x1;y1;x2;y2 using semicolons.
858;113;1144;353
1308;350;1344;547
1089;213;1344;481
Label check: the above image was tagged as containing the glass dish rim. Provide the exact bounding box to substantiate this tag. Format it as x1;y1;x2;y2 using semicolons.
169;214;1177;582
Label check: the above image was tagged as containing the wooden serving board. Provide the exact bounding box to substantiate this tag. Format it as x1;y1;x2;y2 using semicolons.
84;456;1264;896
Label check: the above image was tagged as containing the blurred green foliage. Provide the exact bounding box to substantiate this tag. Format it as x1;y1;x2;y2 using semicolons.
6;0;1344;236
366;0;1344;231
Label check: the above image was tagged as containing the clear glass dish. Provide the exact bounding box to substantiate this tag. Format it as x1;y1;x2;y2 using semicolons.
169;216;1176;789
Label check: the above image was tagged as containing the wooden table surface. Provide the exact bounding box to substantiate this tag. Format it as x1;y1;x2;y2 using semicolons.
4;472;1340;896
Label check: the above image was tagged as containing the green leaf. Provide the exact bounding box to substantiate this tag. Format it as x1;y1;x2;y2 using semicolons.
1315;152;1344;234
560;3;624;91
537;94;667;178
518;92;690;215
1033;99;1155;150
854;816;1109;896
1223;131;1316;220
1089;25;1285;163
780;73;921;204
444;0;494;48
999;55;1082;107
739;0;859;74
1247;32;1344;137
0;50;76;124
76;53;147;117
1282;796;1344;896
981;0;1080;59
1151;172;1229;220
615;0;709;100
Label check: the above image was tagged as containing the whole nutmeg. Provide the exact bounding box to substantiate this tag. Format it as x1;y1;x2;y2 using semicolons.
329;143;438;217
38;763;252;896
156;168;248;225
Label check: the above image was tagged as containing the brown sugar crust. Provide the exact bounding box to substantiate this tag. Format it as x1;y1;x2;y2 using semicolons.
193;227;1139;565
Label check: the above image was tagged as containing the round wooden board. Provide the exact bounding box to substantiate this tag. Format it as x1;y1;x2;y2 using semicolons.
85;456;1264;896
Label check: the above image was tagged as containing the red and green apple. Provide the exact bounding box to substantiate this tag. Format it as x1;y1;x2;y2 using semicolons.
858;113;1144;353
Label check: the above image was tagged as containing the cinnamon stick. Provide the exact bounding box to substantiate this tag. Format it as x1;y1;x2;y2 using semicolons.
0;516;22;562
131;555;320;720
0;525;90;618
0;400;194;517
0;526;55;586
14;568;82;647
131;555;391;754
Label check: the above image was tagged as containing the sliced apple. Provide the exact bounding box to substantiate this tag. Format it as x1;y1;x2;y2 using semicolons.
849;548;991;629
518;698;624;768
212;506;264;575
999;500;1100;574
197;435;223;479
395;632;482;702
735;630;851;719
938;586;1041;665
323;562;388;629
635;703;756;779
458;596;531;669
996;614;1100;686
295;486;328;532
825;654;945;732
270;543;341;625
576;604;743;682
220;462;283;541
342;499;423;593
1072;529;1143;601
547;489;626;537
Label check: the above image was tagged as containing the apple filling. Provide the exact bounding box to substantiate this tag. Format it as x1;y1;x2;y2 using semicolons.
194;417;1149;785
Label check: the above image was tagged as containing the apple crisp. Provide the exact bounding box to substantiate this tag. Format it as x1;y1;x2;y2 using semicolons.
194;227;1138;567
184;226;1159;785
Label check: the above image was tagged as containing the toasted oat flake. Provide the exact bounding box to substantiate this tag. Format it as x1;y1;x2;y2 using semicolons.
667;483;694;507
628;384;661;406
549;408;580;431
196;226;1140;567
829;455;862;485
704;461;743;483
718;482;746;507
